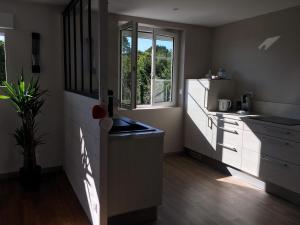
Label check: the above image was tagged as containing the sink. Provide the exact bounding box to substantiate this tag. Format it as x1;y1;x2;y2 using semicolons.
110;118;155;134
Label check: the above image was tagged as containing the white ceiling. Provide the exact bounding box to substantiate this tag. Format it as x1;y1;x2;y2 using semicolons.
22;0;300;27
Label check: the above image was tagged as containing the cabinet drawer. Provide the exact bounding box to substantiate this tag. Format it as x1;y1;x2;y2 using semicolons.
212;126;243;169
211;124;242;151
259;135;300;165
213;116;244;131
217;143;242;169
217;127;243;147
243;131;300;165
244;122;300;142
260;156;300;193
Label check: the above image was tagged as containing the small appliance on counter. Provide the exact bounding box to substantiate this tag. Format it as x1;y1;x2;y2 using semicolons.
217;68;226;79
218;99;232;112
241;92;252;112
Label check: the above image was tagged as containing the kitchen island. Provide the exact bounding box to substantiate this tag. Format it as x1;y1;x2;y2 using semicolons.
108;118;164;225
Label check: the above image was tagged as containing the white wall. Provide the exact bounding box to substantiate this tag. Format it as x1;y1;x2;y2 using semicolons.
0;1;64;174
211;6;300;118
119;108;183;153
63;1;108;225
64;91;100;225
108;14;212;153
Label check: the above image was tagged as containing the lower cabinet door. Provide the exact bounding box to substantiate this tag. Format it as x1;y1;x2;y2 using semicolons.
184;90;214;157
259;155;300;194
242;149;261;176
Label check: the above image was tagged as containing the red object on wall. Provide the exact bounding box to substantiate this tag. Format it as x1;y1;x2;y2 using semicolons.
92;105;106;119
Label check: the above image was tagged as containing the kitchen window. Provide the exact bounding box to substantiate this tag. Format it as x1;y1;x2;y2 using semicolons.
119;22;178;109
0;33;7;85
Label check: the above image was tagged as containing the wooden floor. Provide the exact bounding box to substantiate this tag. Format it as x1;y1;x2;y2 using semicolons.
1;154;300;225
0;172;90;225
153;154;300;225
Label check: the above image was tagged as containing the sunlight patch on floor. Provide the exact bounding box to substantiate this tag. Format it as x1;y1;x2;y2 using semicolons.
216;176;261;191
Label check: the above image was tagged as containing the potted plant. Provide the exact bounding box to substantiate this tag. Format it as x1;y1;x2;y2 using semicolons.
0;73;47;190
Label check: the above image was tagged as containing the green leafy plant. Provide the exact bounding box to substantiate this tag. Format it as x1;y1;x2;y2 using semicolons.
0;73;47;173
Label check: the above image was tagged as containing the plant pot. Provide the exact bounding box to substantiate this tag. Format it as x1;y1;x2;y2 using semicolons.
19;165;42;191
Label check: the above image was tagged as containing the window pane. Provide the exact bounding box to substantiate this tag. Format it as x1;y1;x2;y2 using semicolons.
154;35;174;103
64;15;70;89
63;0;98;98
91;0;99;95
0;34;6;85
137;31;152;105
69;11;75;90
120;28;132;106
75;2;82;91
82;0;91;93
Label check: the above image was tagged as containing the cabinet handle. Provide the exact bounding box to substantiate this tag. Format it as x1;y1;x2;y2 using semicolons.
218;118;239;126
261;156;289;168
217;143;237;152
218;126;238;134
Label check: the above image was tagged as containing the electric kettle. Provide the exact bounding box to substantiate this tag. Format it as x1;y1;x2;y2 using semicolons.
218;99;231;112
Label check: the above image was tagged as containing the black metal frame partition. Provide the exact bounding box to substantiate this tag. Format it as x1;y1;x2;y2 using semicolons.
63;0;98;99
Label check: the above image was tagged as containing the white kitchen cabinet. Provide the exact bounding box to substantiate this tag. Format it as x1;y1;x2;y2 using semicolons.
184;114;213;157
212;115;244;131
244;120;300;142
242;120;300;194
184;79;235;157
108;129;164;217
212;120;243;169
184;78;300;195
258;135;300;165
242;150;261;176
259;156;300;193
186;79;235;112
242;130;262;154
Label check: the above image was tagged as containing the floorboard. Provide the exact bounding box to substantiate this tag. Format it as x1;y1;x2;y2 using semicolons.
1;154;299;225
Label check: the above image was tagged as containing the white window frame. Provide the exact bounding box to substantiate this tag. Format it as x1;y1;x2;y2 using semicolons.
0;32;7;87
118;21;137;109
118;22;179;110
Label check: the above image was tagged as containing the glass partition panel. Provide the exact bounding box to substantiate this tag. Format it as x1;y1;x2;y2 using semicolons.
91;0;99;95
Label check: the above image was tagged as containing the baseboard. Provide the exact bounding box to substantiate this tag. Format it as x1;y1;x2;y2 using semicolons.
0;166;63;180
266;182;300;205
164;150;184;158
185;148;300;205
108;207;157;225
